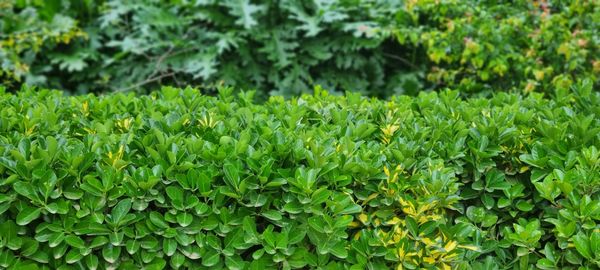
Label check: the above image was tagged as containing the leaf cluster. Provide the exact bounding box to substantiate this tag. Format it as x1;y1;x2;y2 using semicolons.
1;0;407;97
392;0;600;94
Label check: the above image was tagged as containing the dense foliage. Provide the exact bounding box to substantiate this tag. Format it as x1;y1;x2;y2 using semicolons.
1;83;599;269
393;0;600;94
2;0;599;97
1;0;404;97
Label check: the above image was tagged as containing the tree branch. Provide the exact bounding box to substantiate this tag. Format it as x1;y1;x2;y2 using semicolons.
116;72;175;92
383;52;419;69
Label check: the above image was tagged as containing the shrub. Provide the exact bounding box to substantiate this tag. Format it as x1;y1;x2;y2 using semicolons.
1;0;407;97
392;0;600;94
0;83;599;269
2;1;598;97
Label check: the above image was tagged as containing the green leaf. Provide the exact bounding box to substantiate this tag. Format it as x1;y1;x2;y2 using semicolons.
308;217;326;233
333;215;353;228
110;199;132;225
166;186;184;209
252;249;264;260
16;206;42;225
126;239;140;255
48;232;66;248
482;214;498;227
13;182;38;201
481;193;494;209
20;238;39;257
0;249;16;268
185;53;218;80
337;203;362;215
262;226;276;248
225;255;246;270
201;249;220;267
516;200;534;212
572;233;592;259
149;211;170;229
536;258;555;270
311;188;331;204
224;0;264;29
102;244;121;264
65;235;86;249
65;248;84;264
197;171;213;195
90;236;109;249
163;238;177;256
485;169;509;191
170;252;185;269
223;161;241;190
176;212;193;227
85;254;99;270
329;241;348;259
275;231;288;249
50;52;88;72
0;220;21;250
591;232;600;255
283;201;303;214
261;210;282;221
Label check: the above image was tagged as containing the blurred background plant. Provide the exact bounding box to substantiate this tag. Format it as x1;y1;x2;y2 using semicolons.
1;0;598;98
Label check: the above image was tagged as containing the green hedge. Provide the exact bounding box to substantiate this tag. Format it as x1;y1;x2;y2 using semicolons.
2;1;599;96
392;0;600;94
0;83;600;269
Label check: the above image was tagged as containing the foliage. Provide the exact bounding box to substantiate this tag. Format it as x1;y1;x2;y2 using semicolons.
393;0;600;95
0;0;87;85
2;0;598;97
1;0;410;97
1;82;599;269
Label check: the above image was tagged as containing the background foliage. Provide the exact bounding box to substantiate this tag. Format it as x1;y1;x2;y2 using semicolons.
0;82;599;269
2;0;599;97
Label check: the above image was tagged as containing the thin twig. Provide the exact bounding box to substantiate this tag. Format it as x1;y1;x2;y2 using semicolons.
146;45;199;80
148;46;175;78
383;52;419;69
116;72;175;92
172;72;182;86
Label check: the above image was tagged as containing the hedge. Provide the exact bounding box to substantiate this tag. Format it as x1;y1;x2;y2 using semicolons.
2;1;599;96
0;83;599;269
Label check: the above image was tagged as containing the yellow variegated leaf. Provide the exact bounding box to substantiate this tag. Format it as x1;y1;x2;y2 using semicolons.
423;256;436;264
358;213;369;224
458;244;481;252
421;237;436;247
362;193;379;205
386;217;402;225
444;240;458;252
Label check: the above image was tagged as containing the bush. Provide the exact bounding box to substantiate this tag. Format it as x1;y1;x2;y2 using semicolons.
2;1;598;97
0;83;599;269
392;0;600;94
1;0;407;97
